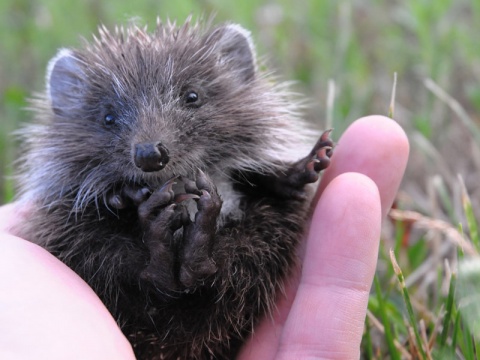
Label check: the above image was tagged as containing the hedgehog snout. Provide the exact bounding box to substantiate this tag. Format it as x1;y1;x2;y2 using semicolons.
133;142;170;172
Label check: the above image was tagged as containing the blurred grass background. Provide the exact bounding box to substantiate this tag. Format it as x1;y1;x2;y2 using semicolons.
1;0;480;203
2;0;480;358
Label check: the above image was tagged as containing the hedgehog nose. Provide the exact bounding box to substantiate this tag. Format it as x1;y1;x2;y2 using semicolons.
134;142;170;172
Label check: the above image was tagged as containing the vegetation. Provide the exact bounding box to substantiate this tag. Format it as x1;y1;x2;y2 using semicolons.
2;0;480;358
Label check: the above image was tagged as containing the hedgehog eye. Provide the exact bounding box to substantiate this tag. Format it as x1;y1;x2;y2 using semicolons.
183;90;202;108
104;114;116;126
185;91;198;103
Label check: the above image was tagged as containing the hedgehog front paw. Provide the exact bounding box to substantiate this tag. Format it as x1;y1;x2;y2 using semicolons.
179;169;221;290
292;129;333;182
275;129;334;199
136;178;188;290
107;183;151;210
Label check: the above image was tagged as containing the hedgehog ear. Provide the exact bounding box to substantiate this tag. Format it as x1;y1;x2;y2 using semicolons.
213;24;256;82
47;49;87;116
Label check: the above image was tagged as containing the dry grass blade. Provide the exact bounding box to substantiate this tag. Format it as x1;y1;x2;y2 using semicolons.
420;320;433;359
389;209;478;256
424;78;480;144
366;309;412;359
389;72;397;119
412;134;457;188
326;79;335;130
458;175;480;251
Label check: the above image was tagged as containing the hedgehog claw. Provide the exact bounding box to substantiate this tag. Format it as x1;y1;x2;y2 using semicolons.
179;170;222;289
174;193;200;203
160;176;178;193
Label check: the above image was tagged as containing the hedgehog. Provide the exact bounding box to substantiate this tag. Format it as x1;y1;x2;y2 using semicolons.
14;18;333;359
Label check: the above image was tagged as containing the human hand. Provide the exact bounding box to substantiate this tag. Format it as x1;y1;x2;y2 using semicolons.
0;115;408;360
0;206;136;359
239;115;409;359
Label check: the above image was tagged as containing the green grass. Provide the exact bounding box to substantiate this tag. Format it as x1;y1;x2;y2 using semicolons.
368;206;480;358
2;0;480;358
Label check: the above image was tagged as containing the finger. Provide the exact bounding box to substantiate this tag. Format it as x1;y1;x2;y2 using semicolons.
237;272;300;360
0;234;135;359
316;115;409;217
275;172;381;359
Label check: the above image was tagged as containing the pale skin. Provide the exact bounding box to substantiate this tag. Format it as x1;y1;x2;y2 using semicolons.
0;115;409;360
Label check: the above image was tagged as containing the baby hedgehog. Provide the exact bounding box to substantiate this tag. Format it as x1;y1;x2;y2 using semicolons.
15;18;333;359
